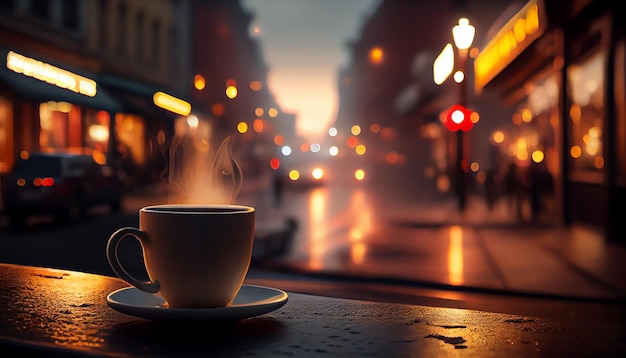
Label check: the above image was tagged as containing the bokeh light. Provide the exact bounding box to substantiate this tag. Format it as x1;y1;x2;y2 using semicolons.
250;80;262;91
237;122;248;133
532;150;544;163
226;85;238;99
369;47;383;64
253;118;264;132
312;167;324;180
355;144;366;155
269;157;280;169
212;103;225;116
491;130;504;144
289;170;300;181
194;74;205;90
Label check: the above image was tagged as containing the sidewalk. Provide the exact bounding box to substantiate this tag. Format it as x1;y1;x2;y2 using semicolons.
124;183;626;303
244;188;626;303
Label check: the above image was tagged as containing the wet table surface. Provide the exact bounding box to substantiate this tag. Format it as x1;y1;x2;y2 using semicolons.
0;263;624;357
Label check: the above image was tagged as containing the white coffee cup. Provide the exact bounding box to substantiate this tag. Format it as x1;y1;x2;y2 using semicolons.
106;204;255;308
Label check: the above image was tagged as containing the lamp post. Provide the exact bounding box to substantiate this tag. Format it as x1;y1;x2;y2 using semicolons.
451;18;475;212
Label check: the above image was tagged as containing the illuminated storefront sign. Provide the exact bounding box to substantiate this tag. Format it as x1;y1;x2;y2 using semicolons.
153;91;191;116
6;51;97;97
433;43;454;85
474;0;546;93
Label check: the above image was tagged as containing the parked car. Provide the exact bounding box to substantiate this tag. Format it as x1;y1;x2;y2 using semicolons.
0;152;124;226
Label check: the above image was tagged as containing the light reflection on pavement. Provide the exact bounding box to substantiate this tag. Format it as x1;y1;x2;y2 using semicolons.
239;182;626;302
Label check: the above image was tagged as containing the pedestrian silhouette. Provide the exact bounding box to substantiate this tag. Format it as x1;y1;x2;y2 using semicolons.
485;169;497;211
272;171;284;207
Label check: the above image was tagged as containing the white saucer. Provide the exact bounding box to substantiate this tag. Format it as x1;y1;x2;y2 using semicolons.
107;284;288;322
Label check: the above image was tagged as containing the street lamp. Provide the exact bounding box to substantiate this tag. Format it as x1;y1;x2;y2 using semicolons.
452;18;475;51
451;18;475;212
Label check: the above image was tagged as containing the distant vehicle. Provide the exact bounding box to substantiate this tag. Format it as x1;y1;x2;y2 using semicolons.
278;149;329;189
283;162;327;189
0;152;124;227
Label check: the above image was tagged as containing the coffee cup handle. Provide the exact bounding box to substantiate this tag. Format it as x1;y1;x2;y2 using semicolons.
106;227;161;293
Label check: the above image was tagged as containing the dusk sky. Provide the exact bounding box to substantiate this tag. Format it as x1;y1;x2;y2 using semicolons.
241;0;381;141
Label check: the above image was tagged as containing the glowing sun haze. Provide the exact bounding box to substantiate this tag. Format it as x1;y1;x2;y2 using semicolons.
242;0;381;141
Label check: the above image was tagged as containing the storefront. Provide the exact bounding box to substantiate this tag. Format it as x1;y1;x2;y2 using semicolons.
0;46;198;191
98;75;171;187
98;74;201;188
475;0;625;241
0;48;122;173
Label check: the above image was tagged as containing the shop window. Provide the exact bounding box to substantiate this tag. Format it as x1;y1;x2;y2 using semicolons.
114;113;145;168
505;74;559;221
567;51;604;179
525;74;558;175
85;110;110;164
39;102;72;152
0;96;14;173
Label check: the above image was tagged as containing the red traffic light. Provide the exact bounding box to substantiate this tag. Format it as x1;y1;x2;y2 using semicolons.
445;104;474;131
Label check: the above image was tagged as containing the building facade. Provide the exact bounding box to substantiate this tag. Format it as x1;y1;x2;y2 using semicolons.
336;0;516;198
190;0;283;185
0;0;280;193
0;0;194;189
475;0;625;240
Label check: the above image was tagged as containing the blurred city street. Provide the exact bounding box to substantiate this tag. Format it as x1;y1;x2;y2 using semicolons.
2;1;626;355
125;176;626;305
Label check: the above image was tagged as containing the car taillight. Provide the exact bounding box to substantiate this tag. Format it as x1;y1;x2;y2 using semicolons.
33;177;55;187
42;177;54;187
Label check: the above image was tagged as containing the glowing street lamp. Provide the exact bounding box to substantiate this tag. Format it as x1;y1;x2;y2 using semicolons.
452;18;475;51
451;17;475;212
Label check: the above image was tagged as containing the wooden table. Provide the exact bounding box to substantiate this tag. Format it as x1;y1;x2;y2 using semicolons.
0;263;623;357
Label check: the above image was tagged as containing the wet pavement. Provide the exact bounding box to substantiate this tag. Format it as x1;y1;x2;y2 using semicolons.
125;179;626;304
5;180;619;356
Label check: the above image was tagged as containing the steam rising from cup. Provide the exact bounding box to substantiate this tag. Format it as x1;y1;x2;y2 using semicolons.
162;128;242;205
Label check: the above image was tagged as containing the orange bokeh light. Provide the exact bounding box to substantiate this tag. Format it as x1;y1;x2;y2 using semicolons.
194;74;206;90
212;103;225;116
250;80;262;91
369;47;383;64
253;118;264;132
346;136;358;148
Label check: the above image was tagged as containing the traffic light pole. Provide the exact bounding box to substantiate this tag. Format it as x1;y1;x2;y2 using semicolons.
456;127;466;211
455;48;469;212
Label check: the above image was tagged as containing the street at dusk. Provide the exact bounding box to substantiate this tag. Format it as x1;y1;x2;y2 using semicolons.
1;0;625;356
2;173;625;304
1;177;626;355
